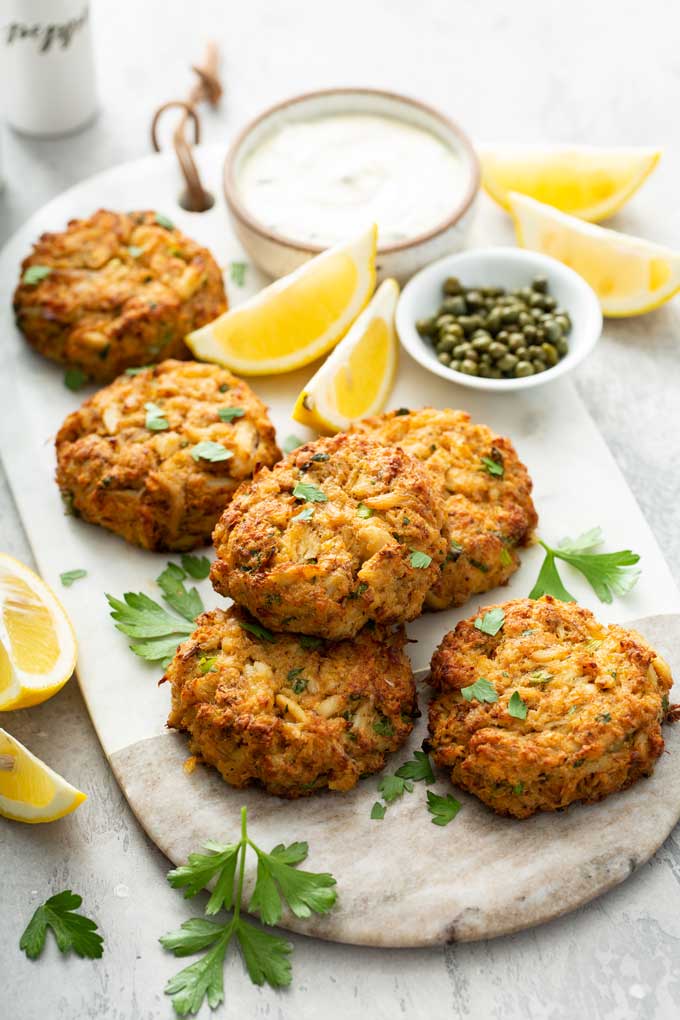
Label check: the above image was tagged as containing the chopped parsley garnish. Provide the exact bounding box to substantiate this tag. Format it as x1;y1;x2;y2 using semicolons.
461;677;498;703
446;539;463;563
125;364;153;376
474;607;505;636
370;802;386;820
310;452;329;463
513;782;524;795
20;890;103;960
528;669;553;685
217;406;245;423
372;716;395;737
378;774;414;803
395;750;436;785
181;553;211;580
508;691;528;719
369;751;435;818
161;806;336;1015
229;261;247;286
155;212;175;230
22;265;52;286
529;526;641;604
106;561;202;666
60;569;87;587
64;367;87;391
198;655;218;675
287;668;308;693
356;503;374;519
292;482;327;503
128;245;143;258
481;456;504;477
145;401;169;431
293;505;315;522
191;441;232;463
596;712;612;723
500;546;513;567
299;635;322;650
426;791;461;827
409;550;432;569
239;619;276;643
283;435;304;454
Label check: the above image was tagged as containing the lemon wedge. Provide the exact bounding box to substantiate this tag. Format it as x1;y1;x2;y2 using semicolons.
0;728;86;823
508;192;680;317
187;225;377;375
292;278;399;435
481;145;661;222
0;554;77;711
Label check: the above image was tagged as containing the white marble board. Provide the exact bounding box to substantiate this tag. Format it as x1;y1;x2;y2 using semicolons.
1;145;679;946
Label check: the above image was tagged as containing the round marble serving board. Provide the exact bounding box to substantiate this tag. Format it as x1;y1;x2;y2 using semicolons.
2;146;680;948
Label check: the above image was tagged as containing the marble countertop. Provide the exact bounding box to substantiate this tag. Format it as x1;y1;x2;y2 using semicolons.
2;1;680;1017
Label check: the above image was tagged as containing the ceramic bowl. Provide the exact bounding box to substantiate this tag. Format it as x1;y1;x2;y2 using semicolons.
223;88;480;281
396;247;603;392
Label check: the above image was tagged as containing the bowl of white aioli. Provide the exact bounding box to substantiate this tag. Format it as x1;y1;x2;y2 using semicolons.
224;88;480;281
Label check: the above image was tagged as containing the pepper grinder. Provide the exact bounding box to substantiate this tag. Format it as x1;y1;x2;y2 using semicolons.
1;0;98;137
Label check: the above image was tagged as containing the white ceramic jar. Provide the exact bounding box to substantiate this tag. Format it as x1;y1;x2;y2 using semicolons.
1;0;97;137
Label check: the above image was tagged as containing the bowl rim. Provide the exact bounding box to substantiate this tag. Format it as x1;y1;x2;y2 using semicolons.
223;86;481;256
395;246;603;392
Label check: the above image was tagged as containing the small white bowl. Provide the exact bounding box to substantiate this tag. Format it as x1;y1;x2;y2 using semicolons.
224;88;480;282
396;247;603;391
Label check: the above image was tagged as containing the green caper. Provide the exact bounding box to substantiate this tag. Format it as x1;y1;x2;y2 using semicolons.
515;360;534;377
508;331;524;347
531;308;543;320
541;342;559;365
508;334;525;352
465;290;484;309
529;292;546;309
444;295;467;316
496;330;510;343
471;334;492;352
443;276;463;294
489;341;509;359
518;311;533;327
449;359;461;372
436;314;455;329
464;348;480;363
438;351;451;365
460;359;479;376
543;295;557;310
522;324;538;342
544;320;562;342
453;343;469;358
416;317;438;336
532;360;547;373
466;315;484;332
501;306;520;324
437;336;456;353
535;327;546;341
555;314;571;332
497;353;519;372
532;275;548;293
514;346;529;359
486;310;503;333
556;337;569;356
479;353;492;366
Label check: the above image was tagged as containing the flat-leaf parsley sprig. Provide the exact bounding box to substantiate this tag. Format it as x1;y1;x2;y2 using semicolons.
529;526;641;604
161;806;337;1016
106;560;206;667
20;890;103;960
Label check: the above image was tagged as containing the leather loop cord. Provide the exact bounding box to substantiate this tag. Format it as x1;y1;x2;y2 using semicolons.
150;43;222;212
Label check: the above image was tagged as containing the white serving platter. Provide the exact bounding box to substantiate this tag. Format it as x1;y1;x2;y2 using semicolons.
1;145;679;947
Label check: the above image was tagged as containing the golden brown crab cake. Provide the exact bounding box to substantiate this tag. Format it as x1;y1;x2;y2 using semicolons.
349;407;537;610
55;360;280;551
165;607;418;797
428;596;673;819
211;433;448;640
13;209;226;382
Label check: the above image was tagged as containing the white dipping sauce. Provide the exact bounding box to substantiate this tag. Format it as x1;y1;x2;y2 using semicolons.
237;113;467;247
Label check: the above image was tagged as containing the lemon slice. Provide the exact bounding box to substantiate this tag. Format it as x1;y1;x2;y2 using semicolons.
291;278;399;435
0;728;86;823
0;554;77;711
481;145;661;222
508;192;680;317
187;225;377;375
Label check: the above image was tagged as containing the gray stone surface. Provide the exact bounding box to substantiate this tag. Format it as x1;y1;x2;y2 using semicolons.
2;1;680;1017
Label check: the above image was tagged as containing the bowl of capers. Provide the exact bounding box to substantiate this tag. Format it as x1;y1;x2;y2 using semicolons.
396;247;602;391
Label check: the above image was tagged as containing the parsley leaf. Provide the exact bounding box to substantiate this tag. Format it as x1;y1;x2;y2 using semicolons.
180;553;211;580
370;801;386;820
356;502;374;519
125;364;153;376
155;212;175;230
293;505;315;522
461;677;498;703
64;367;87;391
60;568;87;587
474;607;505;636
198;655;217;675
500;546;513;567
395;750;435;785
508;691;528;719
378;773;414;803
218;406;245;423
191;441;232;463
530;527;641;604
409;549;432;569
283;434;304;454
292;482;328;503
426;791;462;827
162;808;335;1015
145;401;169;431
156;563;204;622
373;717;395;736
20;890;103;960
481;455;504;477
229;261;247;287
239;618;276;643
299;634;322;650
22;265;52;286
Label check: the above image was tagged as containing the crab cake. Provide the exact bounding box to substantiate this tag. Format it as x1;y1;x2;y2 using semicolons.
428;596;673;819
211;433;448;640
55;360;280;551
13;209;226;382
165;607;417;797
349;408;537;610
